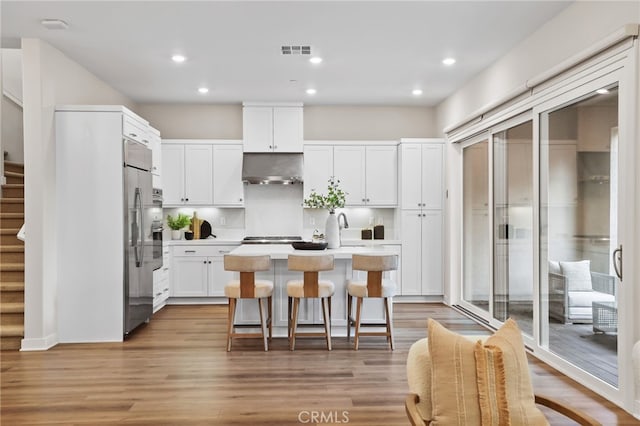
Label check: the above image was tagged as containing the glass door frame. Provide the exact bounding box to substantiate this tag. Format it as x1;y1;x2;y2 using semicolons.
532;67;633;408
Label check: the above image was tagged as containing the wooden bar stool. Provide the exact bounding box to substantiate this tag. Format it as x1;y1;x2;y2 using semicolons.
347;254;398;350
223;255;273;352
287;255;335;351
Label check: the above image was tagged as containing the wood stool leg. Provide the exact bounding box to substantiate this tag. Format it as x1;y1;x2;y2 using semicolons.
268;296;273;341
347;294;353;341
384;297;394;350
328;296;333;337
290;298;300;351
354;297;363;350
258;298;268;351
226;298;236;352
322;297;332;351
287;296;292;340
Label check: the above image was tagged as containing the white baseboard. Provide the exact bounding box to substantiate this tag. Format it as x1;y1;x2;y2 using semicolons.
20;333;58;351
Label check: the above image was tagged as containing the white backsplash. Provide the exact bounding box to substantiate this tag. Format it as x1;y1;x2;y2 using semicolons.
303;208;396;241
244;184;304;236
164;207;245;240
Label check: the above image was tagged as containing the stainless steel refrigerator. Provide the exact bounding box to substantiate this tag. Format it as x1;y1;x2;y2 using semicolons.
124;140;154;335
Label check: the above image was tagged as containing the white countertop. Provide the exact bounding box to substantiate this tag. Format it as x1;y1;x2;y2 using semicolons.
168;238;400;247
229;244;399;260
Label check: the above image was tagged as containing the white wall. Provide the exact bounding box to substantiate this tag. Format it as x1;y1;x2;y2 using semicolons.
21;38;135;350
436;1;639;132
2;95;23;162
137;103;439;140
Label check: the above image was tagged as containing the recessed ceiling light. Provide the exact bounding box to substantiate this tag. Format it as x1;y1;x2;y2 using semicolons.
198;87;209;94
596;88;610;94
41;19;69;30
309;57;323;64
412;89;423;96
442;57;456;66
306;89;317;95
172;55;186;63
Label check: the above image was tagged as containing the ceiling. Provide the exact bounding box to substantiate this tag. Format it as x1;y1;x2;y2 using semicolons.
1;1;572;106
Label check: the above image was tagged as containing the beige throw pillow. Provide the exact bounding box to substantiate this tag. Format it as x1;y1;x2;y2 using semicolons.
428;318;548;426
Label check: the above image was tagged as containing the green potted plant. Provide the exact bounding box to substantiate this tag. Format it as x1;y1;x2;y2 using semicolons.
303;177;347;248
167;213;192;240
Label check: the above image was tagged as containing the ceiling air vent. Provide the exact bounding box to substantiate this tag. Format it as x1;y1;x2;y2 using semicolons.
281;45;312;55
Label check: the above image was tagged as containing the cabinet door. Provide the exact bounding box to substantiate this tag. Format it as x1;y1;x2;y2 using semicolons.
334;145;366;206
184;144;213;205
401;144;422;209
161;144;185;205
213;144;244;206
209;256;235;297
150;130;162;187
365;145;397;206
303;145;334;199
172;256;208;297
421;144;443;210
400;210;423;295
243;107;273;152
273;107;303;152
421;210;443;295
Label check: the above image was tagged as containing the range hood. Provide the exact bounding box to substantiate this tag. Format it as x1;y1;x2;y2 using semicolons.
242;153;303;184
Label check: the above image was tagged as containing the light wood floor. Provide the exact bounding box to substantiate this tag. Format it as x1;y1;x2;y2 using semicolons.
1;304;638;425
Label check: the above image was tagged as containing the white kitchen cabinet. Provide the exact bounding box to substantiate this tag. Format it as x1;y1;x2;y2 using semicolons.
149;126;162;189
213;144;244;206
171;245;238;298
122;113;150;146
161;143;213;206
243;105;303;153
333;144;397;206
400;142;443;210
303;145;334;199
400;210;443;295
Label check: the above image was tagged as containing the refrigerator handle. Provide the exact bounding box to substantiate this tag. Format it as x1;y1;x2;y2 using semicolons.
139;187;145;267
133;188;141;267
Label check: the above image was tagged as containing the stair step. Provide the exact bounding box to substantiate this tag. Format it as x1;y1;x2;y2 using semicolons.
1;184;24;199
0;324;24;337
0;312;24;326
1;336;22;351
0;263;24;272
0;245;24;253
0;250;24;263
0;199;25;214
4;172;24;185
0;302;24;314
0;212;24;228
4;161;24;174
0;281;24;292
0;228;22;245
0;269;24;282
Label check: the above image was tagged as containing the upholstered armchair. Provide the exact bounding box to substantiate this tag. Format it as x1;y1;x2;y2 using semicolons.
547;260;615;324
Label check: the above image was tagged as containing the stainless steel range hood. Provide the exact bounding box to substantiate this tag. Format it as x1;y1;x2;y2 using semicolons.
242;153;303;184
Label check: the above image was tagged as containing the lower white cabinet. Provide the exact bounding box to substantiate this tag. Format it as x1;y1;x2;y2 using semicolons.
400;210;443;295
171;245;238;297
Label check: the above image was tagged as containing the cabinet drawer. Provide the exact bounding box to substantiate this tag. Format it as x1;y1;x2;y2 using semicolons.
123;115;149;145
172;245;238;257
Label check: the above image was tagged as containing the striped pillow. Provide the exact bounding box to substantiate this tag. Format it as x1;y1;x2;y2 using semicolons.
427;319;548;426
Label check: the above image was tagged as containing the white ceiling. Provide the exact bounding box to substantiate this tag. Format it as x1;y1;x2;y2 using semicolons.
1;1;571;106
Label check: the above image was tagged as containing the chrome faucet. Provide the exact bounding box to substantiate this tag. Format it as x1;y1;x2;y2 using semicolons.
337;212;349;244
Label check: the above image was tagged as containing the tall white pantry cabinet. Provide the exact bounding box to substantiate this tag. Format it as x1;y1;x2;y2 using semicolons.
399;139;445;296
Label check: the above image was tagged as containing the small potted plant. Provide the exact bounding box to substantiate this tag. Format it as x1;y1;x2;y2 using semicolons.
303;177;347;248
167;213;192;240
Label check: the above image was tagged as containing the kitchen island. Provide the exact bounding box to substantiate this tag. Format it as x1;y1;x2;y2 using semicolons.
228;244;400;337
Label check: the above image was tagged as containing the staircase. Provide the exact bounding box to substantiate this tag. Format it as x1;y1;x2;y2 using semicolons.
1;161;25;351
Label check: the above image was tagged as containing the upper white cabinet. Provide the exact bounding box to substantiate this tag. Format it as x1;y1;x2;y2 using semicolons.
243;104;303;152
303;145;334;199
213;144;244;206
122;113;150;146
400;142;443;210
333;144;397;206
162;143;213;206
149;126;162;189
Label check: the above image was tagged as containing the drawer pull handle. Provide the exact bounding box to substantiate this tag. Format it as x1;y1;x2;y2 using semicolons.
129;133;137;137
219;250;230;254
185;250;196;253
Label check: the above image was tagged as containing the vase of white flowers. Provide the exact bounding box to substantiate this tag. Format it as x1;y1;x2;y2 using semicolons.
303;177;347;249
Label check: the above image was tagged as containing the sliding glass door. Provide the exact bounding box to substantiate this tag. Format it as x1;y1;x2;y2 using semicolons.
539;85;620;387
